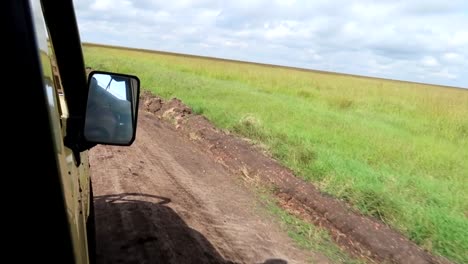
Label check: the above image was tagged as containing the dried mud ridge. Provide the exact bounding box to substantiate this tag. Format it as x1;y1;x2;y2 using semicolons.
142;91;451;264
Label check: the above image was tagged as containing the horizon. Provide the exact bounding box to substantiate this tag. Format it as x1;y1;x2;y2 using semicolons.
84;42;467;90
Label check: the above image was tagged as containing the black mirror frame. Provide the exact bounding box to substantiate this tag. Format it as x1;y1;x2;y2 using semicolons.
84;70;141;146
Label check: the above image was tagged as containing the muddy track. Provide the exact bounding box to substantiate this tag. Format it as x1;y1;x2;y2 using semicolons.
90;111;328;264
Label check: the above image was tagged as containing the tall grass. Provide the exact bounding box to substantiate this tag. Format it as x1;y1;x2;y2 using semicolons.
83;45;468;263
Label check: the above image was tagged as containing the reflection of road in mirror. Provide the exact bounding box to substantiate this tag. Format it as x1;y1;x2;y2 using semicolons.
93;73;127;100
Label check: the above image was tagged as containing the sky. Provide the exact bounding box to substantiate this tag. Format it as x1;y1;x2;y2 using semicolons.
74;0;468;88
94;73;127;100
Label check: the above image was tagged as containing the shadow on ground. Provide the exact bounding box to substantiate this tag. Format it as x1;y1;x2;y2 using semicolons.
94;193;287;264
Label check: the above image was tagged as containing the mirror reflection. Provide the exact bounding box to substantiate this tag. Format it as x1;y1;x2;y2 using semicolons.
84;73;137;144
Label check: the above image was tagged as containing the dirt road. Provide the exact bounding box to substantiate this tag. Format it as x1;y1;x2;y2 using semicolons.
89;111;327;264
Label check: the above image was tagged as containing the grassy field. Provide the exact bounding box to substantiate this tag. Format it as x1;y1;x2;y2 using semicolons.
83;44;468;263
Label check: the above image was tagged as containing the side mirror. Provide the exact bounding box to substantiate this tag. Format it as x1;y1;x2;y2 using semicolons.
84;71;140;145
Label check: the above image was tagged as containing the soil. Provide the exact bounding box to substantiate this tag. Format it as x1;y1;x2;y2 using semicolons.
89;92;452;264
90;110;328;263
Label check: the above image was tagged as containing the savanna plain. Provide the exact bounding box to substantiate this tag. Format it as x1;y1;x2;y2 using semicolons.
83;44;468;263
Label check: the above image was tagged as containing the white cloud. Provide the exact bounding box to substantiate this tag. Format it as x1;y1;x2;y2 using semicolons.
90;0;112;10
449;31;468;47
443;53;460;60
91;0;132;12
223;40;248;48
74;0;468;87
442;52;464;65
421;56;439;67
265;22;295;39
433;69;457;80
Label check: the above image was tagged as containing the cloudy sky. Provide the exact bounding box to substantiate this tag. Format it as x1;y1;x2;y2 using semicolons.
74;0;468;88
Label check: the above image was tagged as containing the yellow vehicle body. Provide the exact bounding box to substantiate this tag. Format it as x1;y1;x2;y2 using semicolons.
9;1;140;263
31;1;94;262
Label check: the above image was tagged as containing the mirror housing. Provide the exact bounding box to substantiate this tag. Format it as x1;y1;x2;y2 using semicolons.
84;71;140;146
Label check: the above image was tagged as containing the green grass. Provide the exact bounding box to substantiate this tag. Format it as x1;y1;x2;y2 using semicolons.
83;44;468;263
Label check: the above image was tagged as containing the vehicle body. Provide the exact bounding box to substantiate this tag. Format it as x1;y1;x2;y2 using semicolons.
6;1;140;263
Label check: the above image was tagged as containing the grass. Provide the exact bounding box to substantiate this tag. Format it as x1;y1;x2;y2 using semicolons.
83;44;468;263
